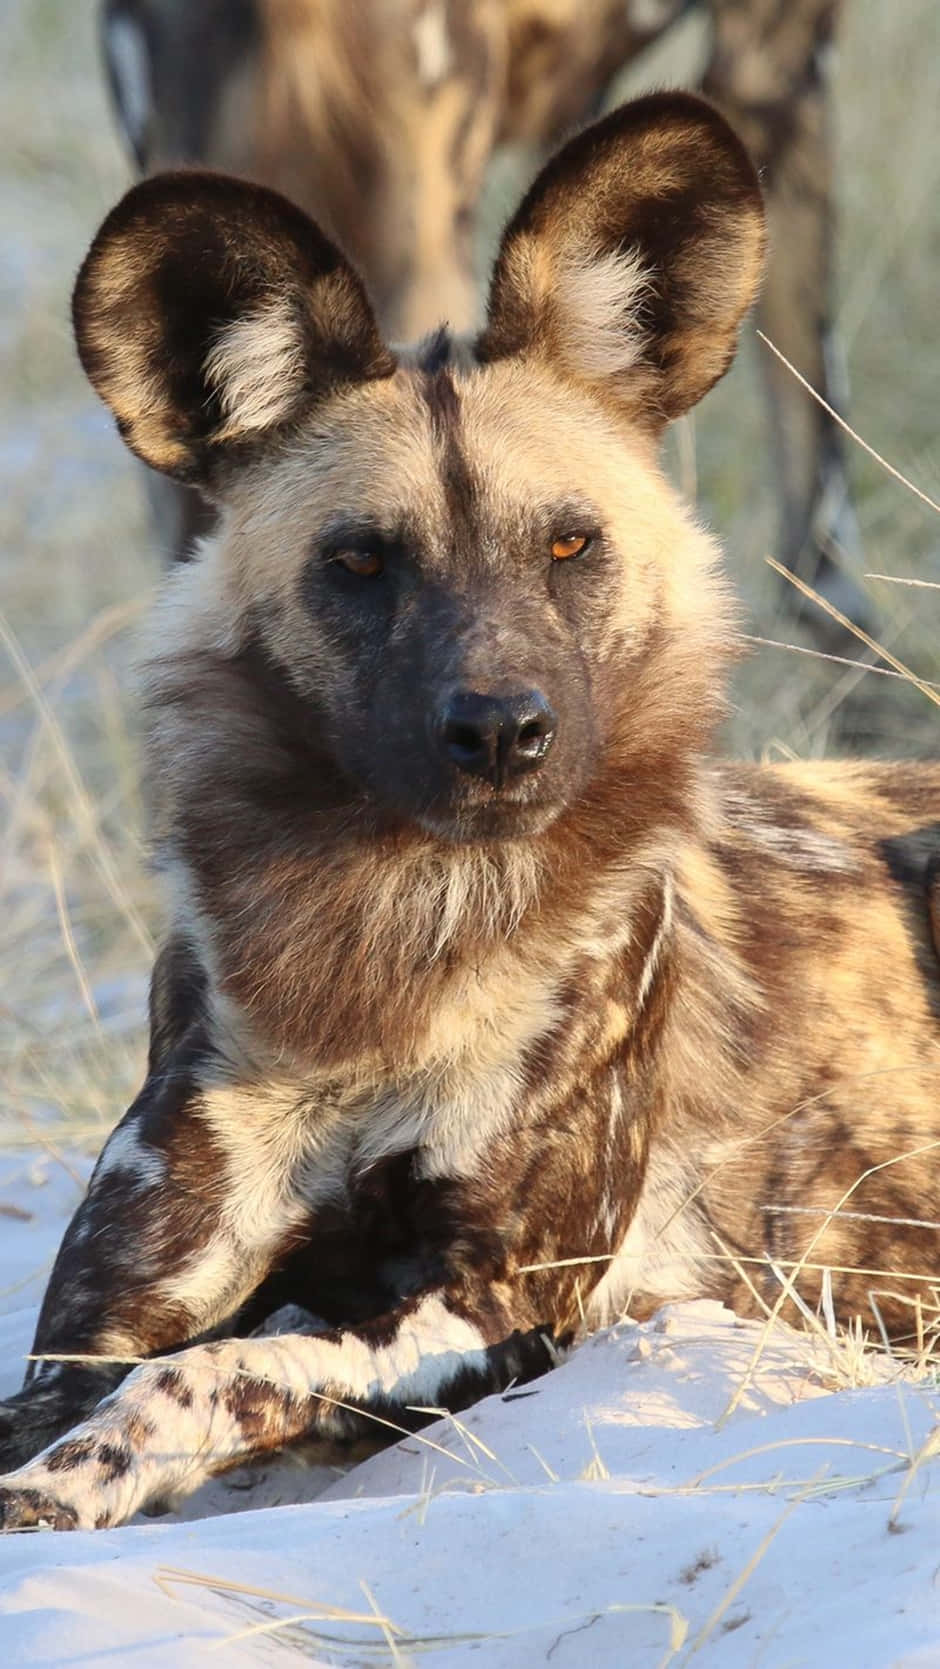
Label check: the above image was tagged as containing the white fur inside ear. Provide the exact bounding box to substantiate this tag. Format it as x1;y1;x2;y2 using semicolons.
204;297;306;437
553;246;652;381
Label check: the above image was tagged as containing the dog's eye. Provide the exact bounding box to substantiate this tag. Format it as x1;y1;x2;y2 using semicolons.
336;549;384;577
551;533;590;561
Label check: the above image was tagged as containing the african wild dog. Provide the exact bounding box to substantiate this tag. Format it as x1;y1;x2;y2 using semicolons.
101;0;872;636
1;92;937;1533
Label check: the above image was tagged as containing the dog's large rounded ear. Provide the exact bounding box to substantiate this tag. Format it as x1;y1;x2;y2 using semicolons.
72;171;395;484
477;92;765;427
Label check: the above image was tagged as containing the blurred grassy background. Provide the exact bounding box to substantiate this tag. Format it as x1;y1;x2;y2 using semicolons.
0;0;937;1154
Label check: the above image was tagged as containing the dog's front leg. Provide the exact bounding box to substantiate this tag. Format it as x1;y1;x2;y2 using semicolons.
0;1009;326;1468
0;1283;556;1529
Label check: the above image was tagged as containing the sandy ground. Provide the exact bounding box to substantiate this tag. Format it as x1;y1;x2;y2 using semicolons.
0;1171;938;1667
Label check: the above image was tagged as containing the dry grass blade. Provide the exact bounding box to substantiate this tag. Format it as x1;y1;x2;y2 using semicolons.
680;1472;825;1660
756;331;940;515
26;1352;149;1367
154;1564;403;1654
518;1254;613;1274
580;1413;610;1482
158;1562;690;1665
0;597;145;721
306;1387;493;1477
765;558;940;710
360;1579;408;1669
743;633;938;686
695;1252;938;1286
866;573;940;590
407;1405;517;1480
687;1436;907;1492
0;606;153;953
889;1423;940;1527
6;1106;86;1187
705;1229;936;1390
865;1294;918;1474
717;1139;940;1426
527;1442;559;1483
46;837;101;1031
762;1205;940;1233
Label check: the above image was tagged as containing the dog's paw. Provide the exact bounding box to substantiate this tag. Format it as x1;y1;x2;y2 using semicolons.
0;1389;74;1472
0;1484;79;1533
0;1392;58;1472
0;1368;121;1472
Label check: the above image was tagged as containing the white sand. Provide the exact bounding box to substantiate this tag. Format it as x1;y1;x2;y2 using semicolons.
0;1157;937;1667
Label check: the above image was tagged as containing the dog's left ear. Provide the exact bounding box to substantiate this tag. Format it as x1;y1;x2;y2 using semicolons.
72;170;395;487
478;92;765;427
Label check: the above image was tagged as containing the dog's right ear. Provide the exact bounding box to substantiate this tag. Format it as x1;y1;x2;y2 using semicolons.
72;171;395;486
478;93;765;428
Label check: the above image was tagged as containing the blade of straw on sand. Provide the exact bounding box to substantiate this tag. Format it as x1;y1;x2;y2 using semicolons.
154;1564;402;1654
681;1471;826;1659
159;1565;689;1661
706;1229;865;1391
360;1579;408;1669
406;1406;517;1480
889;1423;940;1526
688;1435;907;1493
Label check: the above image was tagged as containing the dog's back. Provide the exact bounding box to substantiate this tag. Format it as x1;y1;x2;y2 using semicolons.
605;759;940;1338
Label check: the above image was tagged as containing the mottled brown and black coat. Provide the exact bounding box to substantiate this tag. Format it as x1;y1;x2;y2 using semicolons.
0;92;936;1532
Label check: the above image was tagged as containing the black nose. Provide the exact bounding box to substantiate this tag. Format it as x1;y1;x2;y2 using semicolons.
440;689;557;787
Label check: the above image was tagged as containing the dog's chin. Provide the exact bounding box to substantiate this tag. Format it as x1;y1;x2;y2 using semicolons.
414;792;566;844
352;762;576;844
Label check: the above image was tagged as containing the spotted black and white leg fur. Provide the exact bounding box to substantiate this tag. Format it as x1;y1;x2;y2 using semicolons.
0;1288;555;1529
0;939;324;1472
0;881;668;1526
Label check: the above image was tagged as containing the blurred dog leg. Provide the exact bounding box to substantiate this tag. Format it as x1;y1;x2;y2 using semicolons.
703;0;877;642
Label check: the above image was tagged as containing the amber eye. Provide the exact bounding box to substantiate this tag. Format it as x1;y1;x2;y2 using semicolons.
551;533;590;562
336;549;384;577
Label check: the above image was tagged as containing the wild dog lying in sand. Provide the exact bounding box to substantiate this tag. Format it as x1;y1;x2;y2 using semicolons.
0;92;937;1532
101;0;872;639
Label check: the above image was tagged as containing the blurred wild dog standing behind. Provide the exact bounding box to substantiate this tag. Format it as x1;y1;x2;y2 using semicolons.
100;0;873;637
0;91;937;1532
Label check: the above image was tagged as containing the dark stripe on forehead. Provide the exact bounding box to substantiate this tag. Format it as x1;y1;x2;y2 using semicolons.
419;367;479;544
421;366;461;439
417;326;453;374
